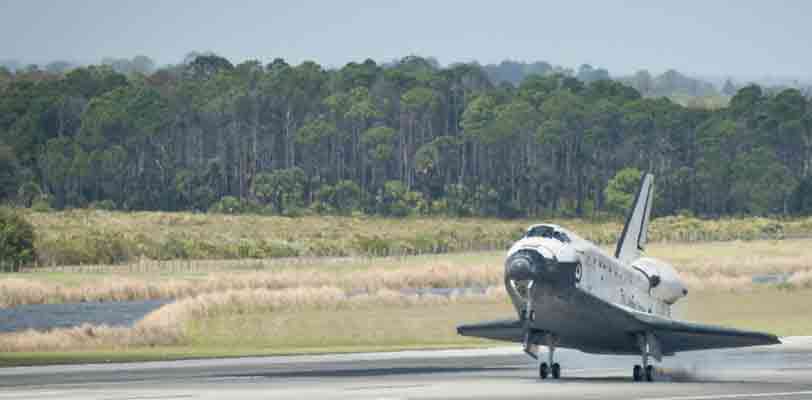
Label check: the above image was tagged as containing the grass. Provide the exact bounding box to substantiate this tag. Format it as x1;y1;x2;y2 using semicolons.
0;287;508;353
2;232;811;366
4;238;812;306
676;288;812;336
0;254;506;306
186;302;512;350
0;288;805;367
20;209;812;266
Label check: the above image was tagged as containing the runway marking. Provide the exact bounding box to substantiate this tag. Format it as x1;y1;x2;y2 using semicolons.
640;391;812;400
345;384;428;391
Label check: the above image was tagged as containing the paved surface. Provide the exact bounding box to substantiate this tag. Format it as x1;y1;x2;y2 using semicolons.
1;338;812;399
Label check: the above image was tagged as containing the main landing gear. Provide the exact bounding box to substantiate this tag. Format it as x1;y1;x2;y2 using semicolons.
539;360;561;379
633;332;661;382
632;363;654;382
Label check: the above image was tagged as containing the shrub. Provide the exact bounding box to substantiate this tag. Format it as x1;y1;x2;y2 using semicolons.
16;181;42;208
261;240;301;258
355;235;394;256
209;196;242;214
378;181;423;217
30;198;53;212
208;196;261;215
0;208;36;269
90;199;117;211
282;207;307;218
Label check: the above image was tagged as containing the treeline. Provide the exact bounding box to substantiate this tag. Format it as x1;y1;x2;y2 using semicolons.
483;61;718;98
1;55;812;218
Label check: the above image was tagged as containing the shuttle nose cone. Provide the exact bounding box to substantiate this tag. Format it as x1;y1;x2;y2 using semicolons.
505;250;553;281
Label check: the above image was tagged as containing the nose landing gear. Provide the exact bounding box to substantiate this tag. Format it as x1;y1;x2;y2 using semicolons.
536;334;561;380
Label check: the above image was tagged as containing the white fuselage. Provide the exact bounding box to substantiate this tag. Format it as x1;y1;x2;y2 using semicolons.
506;224;686;320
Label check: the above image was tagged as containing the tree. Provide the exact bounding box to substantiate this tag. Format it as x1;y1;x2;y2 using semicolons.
2;54;810;219
253;167;307;214
722;79;737;96
0;208;35;269
45;61;72;75
131;55;156;75
605;168;643;215
362;126;396;190
187;54;234;79
0;144;20;201
377;180;423;217
577;64;610;84
317;180;362;215
631;70;653;96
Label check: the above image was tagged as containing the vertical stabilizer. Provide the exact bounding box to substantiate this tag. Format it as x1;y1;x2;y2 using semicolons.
615;172;654;263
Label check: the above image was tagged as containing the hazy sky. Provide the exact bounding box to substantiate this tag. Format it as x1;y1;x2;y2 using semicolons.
1;1;809;78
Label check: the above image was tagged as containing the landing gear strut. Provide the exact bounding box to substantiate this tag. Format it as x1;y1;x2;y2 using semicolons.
538;334;561;380
633;332;661;382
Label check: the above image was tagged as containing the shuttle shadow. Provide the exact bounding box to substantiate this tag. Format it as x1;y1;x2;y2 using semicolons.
550;376;760;385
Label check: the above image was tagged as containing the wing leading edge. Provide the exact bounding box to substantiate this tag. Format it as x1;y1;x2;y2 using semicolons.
456;319;524;343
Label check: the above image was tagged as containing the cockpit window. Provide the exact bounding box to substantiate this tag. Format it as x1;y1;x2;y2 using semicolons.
526;225;554;238
553;231;570;243
525;226;570;243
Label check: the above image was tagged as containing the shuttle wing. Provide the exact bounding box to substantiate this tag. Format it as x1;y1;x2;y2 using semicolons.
456;301;779;355
615;172;654;264
632;312;780;353
456;319;524;343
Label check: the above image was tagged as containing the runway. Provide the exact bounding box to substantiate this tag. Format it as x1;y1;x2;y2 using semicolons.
2;337;812;399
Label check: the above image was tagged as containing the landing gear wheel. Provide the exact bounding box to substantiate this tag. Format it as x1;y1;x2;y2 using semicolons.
551;363;561;379
633;365;642;382
645;365;655;382
539;362;549;379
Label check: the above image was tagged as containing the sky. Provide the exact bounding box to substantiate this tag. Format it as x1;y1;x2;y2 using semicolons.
1;0;810;79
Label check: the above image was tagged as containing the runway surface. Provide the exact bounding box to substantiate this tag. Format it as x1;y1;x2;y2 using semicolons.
2;337;812;399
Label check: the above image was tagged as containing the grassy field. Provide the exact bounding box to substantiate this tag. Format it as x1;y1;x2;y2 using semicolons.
0;223;812;365
0;288;806;367
3;238;812;307
20;209;810;266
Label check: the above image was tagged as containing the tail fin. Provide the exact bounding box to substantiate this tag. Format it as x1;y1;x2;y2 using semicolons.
615;172;654;263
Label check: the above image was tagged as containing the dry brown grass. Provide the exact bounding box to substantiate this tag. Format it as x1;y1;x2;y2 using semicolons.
6;238;812;306
647;239;812;292
0;257;504;307
0;322;184;353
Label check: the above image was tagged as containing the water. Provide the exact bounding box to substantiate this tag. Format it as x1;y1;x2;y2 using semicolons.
752;273;793;285
0;300;171;333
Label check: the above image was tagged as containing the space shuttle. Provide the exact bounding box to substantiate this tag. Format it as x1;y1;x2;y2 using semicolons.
458;172;779;382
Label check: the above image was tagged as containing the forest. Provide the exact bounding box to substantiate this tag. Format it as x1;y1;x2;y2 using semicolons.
1;54;812;218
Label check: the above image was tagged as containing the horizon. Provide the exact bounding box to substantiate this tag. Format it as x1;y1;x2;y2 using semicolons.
1;1;811;82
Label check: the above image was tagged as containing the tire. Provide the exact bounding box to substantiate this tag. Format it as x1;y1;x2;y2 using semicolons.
633;365;642;382
645;365;655;382
552;363;561;379
539;362;549;379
